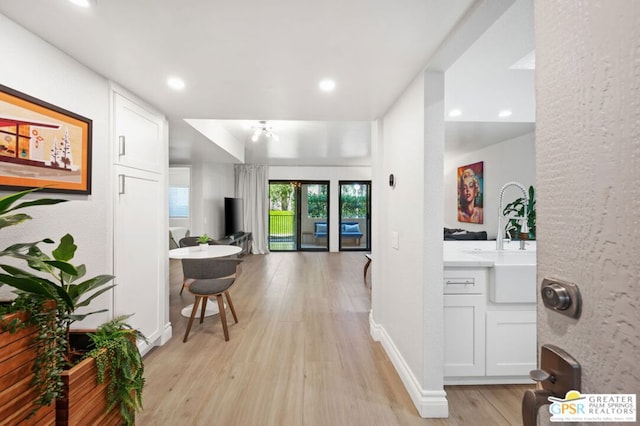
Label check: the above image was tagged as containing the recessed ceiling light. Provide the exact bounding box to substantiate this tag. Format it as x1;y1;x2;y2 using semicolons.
498;110;512;118
319;79;336;92
68;0;92;8
167;77;185;91
448;109;462;118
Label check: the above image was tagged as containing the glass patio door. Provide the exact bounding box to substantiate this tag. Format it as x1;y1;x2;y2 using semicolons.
269;181;298;251
339;181;371;251
268;181;329;251
299;182;329;251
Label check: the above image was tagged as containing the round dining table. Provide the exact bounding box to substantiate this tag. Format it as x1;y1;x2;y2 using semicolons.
169;244;242;318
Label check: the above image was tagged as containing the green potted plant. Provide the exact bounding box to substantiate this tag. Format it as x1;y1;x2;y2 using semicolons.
197;233;210;249
0;189;145;425
503;184;536;240
83;315;145;425
0;188;67;424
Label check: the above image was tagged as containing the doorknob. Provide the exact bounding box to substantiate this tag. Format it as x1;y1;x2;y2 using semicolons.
522;344;581;426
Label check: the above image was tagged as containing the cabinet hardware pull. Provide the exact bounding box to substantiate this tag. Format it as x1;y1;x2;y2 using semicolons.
118;174;125;195
118;135;126;156
445;279;474;285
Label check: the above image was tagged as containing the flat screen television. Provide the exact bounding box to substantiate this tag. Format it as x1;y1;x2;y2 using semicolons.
224;197;244;237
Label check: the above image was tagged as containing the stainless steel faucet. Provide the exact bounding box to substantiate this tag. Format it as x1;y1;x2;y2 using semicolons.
496;182;529;250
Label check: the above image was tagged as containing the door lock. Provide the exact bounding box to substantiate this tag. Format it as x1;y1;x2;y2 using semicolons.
522;344;581;426
541;278;581;319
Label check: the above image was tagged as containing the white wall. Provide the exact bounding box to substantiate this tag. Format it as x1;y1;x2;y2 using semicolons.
535;1;639;424
269;166;371;252
0;14;112;327
444;131;535;239
370;72;448;417
188;162;235;239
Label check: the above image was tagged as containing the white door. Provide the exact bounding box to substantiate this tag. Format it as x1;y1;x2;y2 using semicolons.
113;169;163;343
534;3;638;425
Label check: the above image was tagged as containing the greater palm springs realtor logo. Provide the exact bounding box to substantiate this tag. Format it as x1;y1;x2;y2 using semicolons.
549;390;636;422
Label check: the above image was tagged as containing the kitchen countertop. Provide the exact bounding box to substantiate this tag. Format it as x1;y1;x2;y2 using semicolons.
444;240;536;268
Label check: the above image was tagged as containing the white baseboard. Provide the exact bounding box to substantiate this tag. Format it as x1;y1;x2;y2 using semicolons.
445;376;534;385
140;323;173;357
369;312;449;418
160;322;172;345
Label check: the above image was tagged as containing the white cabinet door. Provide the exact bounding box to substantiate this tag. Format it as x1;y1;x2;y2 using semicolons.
444;294;486;377
113;92;163;173
113;168;163;344
486;310;536;376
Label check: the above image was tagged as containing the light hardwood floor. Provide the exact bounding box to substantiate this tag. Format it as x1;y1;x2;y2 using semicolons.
138;252;532;425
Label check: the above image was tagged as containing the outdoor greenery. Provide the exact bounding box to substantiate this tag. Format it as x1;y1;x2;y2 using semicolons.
339;194;367;219
269;183;295;211
503;185;536;240
307;193;327;218
269;210;294;235
269;182;366;219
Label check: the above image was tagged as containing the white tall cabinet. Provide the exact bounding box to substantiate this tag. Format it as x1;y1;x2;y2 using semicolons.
110;85;171;353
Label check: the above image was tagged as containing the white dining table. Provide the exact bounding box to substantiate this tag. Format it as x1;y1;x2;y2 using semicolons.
169;244;242;318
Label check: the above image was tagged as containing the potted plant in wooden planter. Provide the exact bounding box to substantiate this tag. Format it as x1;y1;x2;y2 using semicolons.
0;189;145;425
58;316;145;426
0;189;67;424
0;298;59;425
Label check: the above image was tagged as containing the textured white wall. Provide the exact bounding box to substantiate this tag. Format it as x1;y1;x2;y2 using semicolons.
444;132;535;239
535;0;640;420
0;14;112;327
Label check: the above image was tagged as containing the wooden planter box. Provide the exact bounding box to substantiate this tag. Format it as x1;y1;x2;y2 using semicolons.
0;309;56;426
56;331;123;426
56;355;122;425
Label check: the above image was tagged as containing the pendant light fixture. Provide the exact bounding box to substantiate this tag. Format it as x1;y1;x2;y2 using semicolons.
251;121;279;142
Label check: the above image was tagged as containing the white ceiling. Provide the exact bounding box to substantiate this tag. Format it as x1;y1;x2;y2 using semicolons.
0;0;534;166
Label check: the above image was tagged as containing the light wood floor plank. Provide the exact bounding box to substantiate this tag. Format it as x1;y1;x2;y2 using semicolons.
137;252;531;425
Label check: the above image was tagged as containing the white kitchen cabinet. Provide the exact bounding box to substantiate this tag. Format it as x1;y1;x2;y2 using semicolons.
443;265;535;384
113;92;163;173
111;86;169;353
444;294;486;377
443;268;487;378
486;310;536;376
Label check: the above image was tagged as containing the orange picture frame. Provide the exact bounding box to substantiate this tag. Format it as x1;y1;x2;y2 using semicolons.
0;84;92;194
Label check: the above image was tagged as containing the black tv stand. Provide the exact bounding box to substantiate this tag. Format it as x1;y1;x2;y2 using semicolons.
216;232;252;257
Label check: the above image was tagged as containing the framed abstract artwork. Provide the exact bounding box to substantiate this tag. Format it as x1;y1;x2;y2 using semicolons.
0;84;92;194
457;161;483;224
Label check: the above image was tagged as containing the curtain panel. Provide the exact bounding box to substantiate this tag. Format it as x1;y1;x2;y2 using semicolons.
234;164;270;254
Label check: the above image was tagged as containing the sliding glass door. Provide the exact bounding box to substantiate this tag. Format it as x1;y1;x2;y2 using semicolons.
269;181;329;251
339;181;371;251
269;181;298;251
300;182;329;251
